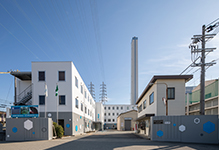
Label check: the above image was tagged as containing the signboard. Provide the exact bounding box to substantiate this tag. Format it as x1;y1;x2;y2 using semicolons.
11;105;39;118
153;120;163;124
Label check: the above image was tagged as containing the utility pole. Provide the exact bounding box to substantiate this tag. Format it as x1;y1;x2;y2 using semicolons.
200;25;206;115
99;82;107;104
190;19;219;115
88;82;95;101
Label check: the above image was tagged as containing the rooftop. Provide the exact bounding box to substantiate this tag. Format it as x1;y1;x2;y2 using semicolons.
136;75;193;104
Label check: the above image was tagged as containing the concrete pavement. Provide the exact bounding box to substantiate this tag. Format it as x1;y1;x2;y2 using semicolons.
0;130;218;150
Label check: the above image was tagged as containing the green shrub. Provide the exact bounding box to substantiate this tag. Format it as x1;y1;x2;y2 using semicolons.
53;122;64;138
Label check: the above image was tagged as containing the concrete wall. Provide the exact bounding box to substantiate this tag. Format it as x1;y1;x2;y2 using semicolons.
6;118;52;141
117;110;137;131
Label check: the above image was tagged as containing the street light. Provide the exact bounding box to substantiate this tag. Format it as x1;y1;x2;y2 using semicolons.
149;82;168;116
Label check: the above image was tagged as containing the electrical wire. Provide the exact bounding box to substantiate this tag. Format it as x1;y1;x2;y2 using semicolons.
0;2;51;60
0;23;40;60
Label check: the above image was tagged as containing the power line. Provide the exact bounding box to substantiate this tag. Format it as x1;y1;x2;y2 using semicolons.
0;23;40;60
0;2;51;60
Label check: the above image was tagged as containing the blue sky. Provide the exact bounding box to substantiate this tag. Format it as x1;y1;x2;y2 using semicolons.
1;0;219;111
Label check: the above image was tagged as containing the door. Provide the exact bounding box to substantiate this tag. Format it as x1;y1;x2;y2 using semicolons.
58;119;65;132
125;120;131;131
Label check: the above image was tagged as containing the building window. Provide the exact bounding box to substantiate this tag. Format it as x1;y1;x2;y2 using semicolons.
38;71;45;81
104;119;106;122
88;109;89;115
112;107;114;110
168;87;175;99
108;119;111;122
127;107;129;110
85;107;87;114
104;107;106;110
59;95;65;105
108;107;110;110
117;113;119;115
75;77;78;88
138;104;142;113
58;71;65;81
143;100;146;109
117;107;119;110
121;107;123;110
113;119;115;122
108;113;110;116
81;103;83;111
75;98;78;108
149;92;154;104
39;95;45;105
81;85;83;94
85;91;87;98
104;113;106;116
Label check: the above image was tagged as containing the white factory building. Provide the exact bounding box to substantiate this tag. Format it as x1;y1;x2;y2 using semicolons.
103;104;137;129
11;61;97;135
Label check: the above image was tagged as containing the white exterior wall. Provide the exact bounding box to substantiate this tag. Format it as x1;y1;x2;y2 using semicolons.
138;84;157;118
95;102;104;123
104;104;136;124
16;79;31;95
72;63;95;121
32;61;95;121
32;62;72;113
138;79;186;118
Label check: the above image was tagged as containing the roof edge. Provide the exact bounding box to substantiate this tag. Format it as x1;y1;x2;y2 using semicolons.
136;75;193;104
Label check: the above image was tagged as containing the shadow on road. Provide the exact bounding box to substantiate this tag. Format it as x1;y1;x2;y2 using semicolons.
45;132;219;150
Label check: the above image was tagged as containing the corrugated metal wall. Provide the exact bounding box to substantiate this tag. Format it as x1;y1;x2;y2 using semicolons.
6;118;52;141
151;115;218;144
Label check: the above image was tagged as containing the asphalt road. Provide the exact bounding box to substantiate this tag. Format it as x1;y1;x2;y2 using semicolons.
0;131;218;150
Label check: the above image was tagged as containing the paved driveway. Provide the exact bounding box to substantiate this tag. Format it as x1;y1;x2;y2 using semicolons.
0;131;218;150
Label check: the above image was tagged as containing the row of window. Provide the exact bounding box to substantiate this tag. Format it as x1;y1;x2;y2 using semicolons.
104;113;119;116
104;119;115;122
39;71;65;81
39;95;65;105
39;71;94;107
104;106;129;110
75;76;93;105
138;87;175;113
75;98;92;117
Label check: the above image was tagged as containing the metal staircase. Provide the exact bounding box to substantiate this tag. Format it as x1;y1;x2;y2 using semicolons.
15;84;32;105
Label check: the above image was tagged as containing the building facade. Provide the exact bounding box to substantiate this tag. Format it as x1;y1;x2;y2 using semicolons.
185;79;219;115
136;75;193;136
117;110;137;131
131;36;138;105
103;104;136;129
94;102;104;131
11;61;96;135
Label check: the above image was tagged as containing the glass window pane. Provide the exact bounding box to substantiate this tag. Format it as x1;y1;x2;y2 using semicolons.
59;95;65;105
39;71;45;81
59;71;65;81
39;95;45;105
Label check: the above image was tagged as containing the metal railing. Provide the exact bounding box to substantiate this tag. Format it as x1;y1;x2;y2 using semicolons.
16;84;32;105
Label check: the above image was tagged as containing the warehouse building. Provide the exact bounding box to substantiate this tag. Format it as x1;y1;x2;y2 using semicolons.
117;110;137;131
